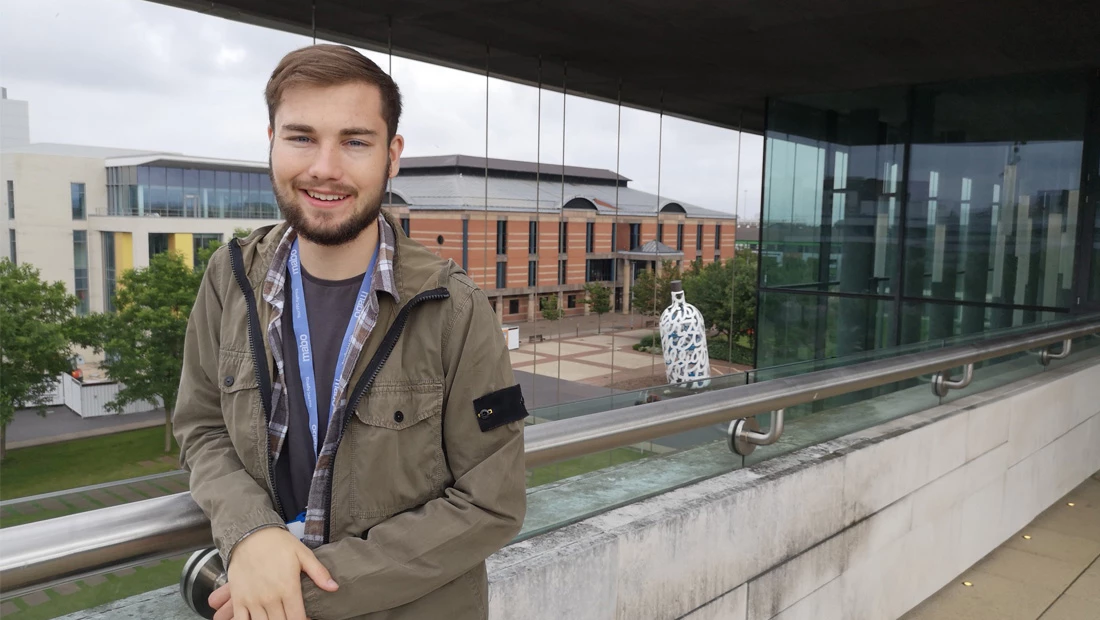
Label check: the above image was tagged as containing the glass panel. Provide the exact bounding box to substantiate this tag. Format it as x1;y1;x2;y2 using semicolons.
147;166;167;216
183;169;199;218
165;167;184;217
519;373;749;540
899;299;1069;345
1091;208;1100;302
148;233;169;259
199;170;215;218
214;170;230;218
102;231;116;312
762;88;907;296
756;291;894;368
72;230;89;315
260;173;276;218
906;72;1088;322
229;171;243;218
933;319;1100;406
70;182;86;220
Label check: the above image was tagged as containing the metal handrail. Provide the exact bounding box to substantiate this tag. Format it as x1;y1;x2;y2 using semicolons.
2;317;1099;597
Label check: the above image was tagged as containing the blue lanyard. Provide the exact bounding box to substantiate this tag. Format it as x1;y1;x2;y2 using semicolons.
287;238;378;458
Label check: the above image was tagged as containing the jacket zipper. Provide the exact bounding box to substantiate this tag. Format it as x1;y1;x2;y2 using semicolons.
323;287;451;543
228;239;286;522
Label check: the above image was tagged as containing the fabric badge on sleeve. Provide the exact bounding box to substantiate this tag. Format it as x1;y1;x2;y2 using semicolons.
473;384;529;432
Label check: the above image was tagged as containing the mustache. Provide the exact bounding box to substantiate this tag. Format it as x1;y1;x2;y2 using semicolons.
291;181;358;196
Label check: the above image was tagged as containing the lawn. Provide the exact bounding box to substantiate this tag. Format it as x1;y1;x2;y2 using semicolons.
0;427;179;500
2;556;188;620
526;446;650;487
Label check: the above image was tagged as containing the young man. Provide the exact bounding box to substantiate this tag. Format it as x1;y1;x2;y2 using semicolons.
173;44;528;620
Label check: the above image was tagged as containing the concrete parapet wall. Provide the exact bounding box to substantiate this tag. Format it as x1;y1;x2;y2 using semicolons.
59;356;1100;620
488;356;1100;620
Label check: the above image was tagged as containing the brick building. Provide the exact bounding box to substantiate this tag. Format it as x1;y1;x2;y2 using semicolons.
386;155;737;322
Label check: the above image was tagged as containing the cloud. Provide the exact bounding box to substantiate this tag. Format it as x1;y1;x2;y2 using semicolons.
0;0;763;218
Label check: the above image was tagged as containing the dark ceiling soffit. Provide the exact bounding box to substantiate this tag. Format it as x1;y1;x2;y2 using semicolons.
145;0;759;133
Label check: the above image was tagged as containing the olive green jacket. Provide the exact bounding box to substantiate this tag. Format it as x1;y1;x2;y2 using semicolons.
173;212;527;620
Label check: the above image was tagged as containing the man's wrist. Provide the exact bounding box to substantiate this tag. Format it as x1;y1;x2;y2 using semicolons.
226;523;288;566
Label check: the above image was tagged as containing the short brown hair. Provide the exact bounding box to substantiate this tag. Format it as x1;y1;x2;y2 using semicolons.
265;44;402;141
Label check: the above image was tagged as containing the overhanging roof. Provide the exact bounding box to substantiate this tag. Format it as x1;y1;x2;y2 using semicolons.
620;240;683;260
149;0;1100;133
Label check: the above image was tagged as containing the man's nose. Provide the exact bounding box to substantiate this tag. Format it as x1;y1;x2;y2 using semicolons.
307;142;343;180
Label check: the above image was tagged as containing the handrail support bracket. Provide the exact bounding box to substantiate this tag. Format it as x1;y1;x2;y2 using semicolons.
728;409;785;457
1039;339;1073;366
932;363;974;398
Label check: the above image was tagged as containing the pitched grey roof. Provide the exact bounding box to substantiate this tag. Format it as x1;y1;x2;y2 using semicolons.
635;240;680;254
401;154;630;183
389;172;734;219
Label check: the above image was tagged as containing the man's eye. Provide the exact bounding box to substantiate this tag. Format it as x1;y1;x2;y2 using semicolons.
288;136;311;143
347;140;366;147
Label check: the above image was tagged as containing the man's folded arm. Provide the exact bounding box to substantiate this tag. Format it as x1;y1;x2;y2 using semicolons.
174;247;285;563
302;284;527;619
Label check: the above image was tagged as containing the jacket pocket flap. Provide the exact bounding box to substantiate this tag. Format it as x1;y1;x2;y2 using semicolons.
353;382;443;430
217;350;259;394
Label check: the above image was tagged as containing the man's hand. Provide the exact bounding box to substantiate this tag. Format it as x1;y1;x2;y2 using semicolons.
210;583;233;620
224;527;339;620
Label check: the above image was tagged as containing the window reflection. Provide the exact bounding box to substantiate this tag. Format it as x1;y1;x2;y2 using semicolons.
758;71;1094;367
106;164;280;220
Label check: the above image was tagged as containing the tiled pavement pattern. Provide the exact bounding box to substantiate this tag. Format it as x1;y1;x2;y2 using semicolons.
511;329;743;394
902;473;1100;620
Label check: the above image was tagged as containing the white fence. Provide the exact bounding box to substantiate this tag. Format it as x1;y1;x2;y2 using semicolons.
46;374;161;417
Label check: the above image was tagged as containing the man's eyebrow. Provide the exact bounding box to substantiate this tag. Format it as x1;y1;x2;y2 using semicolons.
340;127;379;137
281;123;315;133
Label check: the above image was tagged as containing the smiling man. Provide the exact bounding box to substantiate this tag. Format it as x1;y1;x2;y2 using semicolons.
173;44;528;620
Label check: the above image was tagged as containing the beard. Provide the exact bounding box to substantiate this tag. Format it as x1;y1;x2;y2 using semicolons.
271;160;390;247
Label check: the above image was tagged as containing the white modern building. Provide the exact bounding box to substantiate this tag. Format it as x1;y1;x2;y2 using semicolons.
1;90;281;316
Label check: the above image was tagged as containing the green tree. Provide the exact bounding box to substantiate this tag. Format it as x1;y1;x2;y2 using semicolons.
682;252;758;341
81;252;202;453
539;295;564;322
583;282;612;334
631;260;681;316
196;228;253;273
0;260;78;461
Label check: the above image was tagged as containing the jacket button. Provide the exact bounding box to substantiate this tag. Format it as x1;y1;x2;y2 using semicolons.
393;411;404;423
223;376;235;387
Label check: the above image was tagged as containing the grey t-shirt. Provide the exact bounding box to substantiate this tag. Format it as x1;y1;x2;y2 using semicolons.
276;266;365;520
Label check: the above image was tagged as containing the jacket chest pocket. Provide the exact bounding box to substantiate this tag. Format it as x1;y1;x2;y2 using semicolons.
217;349;264;482
345;381;445;519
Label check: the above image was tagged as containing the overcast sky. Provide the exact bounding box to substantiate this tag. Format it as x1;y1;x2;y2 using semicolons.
1;0;764;219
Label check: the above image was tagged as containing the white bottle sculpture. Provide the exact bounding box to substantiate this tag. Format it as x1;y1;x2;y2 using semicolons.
659;280;711;386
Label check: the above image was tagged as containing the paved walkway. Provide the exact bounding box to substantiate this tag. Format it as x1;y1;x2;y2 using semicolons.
902;472;1100;620
511;328;744;392
6;406;164;449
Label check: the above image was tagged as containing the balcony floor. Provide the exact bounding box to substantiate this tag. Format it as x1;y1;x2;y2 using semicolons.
902;472;1100;620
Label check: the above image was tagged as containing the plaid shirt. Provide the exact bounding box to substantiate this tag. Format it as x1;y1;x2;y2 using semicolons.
261;217;400;548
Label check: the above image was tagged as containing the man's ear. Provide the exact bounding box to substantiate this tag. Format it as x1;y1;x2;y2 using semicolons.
267;126;274;141
388;134;405;179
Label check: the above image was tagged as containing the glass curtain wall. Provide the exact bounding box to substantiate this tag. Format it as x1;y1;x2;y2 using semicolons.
758;87;908;367
107;165;278;219
758;70;1098;367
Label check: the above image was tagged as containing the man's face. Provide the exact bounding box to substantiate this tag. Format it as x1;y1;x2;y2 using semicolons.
268;81;403;246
